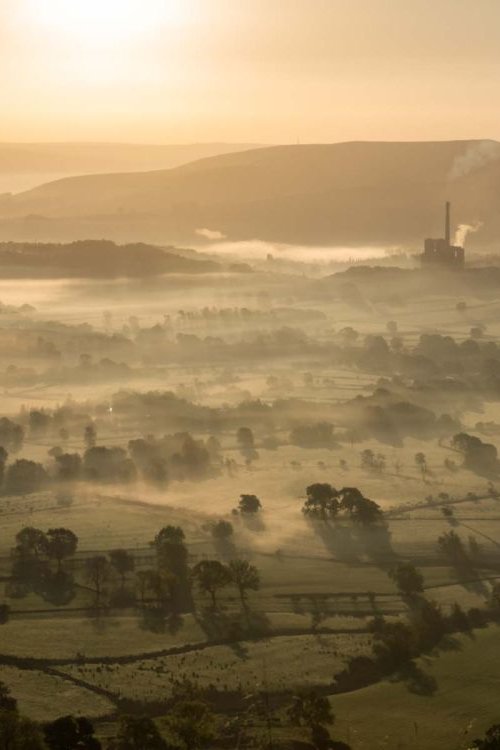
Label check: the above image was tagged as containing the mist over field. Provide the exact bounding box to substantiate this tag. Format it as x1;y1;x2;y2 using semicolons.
2;0;500;748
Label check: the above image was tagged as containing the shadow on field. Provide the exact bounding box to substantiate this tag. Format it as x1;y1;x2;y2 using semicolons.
397;662;438;696
195;605;271;643
139;607;185;634
312;520;395;565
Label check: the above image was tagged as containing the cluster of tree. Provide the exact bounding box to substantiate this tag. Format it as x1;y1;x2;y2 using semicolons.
191;558;260;608
471;724;500;750
452;432;499;476
9;526;78;605
0;429;223;497
0;680;217;749
369;596;476;674
0;682;46;748
287;690;350;750
290;422;336;449
302;484;383;525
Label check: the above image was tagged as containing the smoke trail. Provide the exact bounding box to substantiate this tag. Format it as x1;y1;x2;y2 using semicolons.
449;140;500;180
454;221;482;246
196;228;227;240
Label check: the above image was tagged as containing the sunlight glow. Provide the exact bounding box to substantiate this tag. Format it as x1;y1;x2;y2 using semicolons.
26;0;188;47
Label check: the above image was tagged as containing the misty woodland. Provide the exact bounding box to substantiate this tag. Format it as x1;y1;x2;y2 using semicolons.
1;2;500;749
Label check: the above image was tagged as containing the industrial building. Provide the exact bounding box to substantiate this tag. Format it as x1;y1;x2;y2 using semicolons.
421;202;464;269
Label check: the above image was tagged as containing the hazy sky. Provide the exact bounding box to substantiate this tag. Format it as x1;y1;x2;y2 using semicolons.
1;0;500;143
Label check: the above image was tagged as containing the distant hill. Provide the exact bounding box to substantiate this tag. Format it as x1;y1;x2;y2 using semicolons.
0;240;221;278
0;142;259;194
1;140;500;248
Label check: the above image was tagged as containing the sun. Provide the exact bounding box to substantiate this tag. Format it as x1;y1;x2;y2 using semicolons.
26;0;187;47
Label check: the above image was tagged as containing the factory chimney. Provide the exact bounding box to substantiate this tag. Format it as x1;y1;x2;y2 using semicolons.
445;201;451;246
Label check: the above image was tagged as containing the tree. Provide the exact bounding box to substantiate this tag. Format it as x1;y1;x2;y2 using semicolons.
0;682;17;712
371;620;415;670
236;427;259;464
109;715;167;750
0;709;46;749
0;447;7;486
191;560;232;608
302;483;339;521
55;453;82;482
46;528;78;572
415;452;428;480
136;569;175;608
238;494;262;514
84;423;97;450
0;417;24;453
84;446;136;483
109;549;135;589
44;715;101;750
152;526;188;579
287;690;334;741
388;563;424;597
29;410;50;437
5;459;47;495
228;559;260;604
0;605;9;625
210;520;233;540
15;527;48;559
452;432;498;476
167;700;215;750
338;487;382;525
85;556;111;607
472;724;500;749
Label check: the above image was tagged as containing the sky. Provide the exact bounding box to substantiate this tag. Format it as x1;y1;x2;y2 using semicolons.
1;0;500;143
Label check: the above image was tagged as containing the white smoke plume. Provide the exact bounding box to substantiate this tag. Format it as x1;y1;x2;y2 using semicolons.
449;140;500;180
196;228;227;240
454;221;482;246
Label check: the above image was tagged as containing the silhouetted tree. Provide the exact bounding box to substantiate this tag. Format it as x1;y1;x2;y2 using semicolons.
167;700;215;750
415;452;428;480
191;560;232;608
0;417;24;452
472;724;500;749
287;690;334;745
228;559;260;604
109;715;167;749
5;459;47;495
44;716;101;750
46;528;78;572
84;423;97;450
85;556;111;607
0;709;45;749
109;549;135;589
238;494;262;514
237;427;259;464
302;483;339;520
388;563;424;597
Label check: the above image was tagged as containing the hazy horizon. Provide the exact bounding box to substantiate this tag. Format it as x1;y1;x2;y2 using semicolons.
1;0;500;143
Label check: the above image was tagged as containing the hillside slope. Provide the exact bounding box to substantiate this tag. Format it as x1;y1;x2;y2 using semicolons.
1;140;499;247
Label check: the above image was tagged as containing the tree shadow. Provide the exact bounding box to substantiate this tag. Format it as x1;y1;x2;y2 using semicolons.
313;521;359;562
354;524;396;565
195;605;270;642
213;537;238;561
399;662;438;696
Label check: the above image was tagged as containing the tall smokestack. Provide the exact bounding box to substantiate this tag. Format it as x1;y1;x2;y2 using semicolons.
445;201;451;245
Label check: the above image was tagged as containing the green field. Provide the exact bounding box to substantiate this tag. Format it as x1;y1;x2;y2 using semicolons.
331;625;500;750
